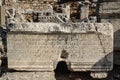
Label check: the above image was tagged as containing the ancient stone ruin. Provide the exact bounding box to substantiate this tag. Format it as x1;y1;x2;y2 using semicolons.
0;0;119;80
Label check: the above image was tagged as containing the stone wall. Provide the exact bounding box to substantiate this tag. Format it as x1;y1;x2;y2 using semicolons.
7;23;113;72
0;0;117;79
99;0;120;64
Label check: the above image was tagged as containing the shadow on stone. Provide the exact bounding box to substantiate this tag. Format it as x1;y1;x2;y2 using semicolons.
54;61;93;80
0;57;8;77
0;27;8;77
54;61;70;74
91;52;113;79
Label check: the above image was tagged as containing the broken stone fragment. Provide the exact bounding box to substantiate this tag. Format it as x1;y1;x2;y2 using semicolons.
8;23;112;36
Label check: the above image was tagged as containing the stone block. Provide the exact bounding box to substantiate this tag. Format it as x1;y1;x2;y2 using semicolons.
101;19;120;50
0;72;55;80
0;6;6;29
99;2;120;13
7;23;113;72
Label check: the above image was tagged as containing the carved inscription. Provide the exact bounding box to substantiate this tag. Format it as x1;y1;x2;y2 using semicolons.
8;33;103;58
7;33;112;71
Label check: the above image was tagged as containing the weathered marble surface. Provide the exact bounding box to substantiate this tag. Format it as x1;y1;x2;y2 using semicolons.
99;2;120;14
0;71;114;80
101;19;120;65
7;23;113;71
101;19;120;50
0;72;55;80
8;23;112;35
99;1;120;65
8;23;96;33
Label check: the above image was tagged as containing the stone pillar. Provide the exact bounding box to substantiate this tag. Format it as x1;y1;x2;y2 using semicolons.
80;4;89;20
0;6;6;29
0;0;2;6
63;4;70;20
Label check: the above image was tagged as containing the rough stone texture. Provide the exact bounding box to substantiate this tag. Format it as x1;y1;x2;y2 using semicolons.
0;6;5;29
99;0;120;2
101;19;120;50
7;23;113;72
99;1;120;65
0;0;116;79
99;2;120;14
8;23;112;34
0;71;114;80
0;72;55;80
8;23;96;33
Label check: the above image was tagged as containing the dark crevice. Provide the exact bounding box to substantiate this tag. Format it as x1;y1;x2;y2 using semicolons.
0;57;8;77
7;69;39;72
54;61;70;74
96;0;101;22
0;27;8;77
